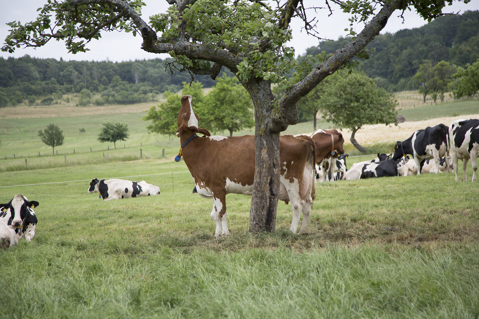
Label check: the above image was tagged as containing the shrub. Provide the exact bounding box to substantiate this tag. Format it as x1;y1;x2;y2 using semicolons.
41;96;54;105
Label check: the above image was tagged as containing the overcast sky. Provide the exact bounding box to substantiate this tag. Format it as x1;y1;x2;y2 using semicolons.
0;0;477;62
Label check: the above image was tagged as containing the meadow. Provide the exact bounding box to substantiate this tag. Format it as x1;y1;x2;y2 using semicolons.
1;94;479;318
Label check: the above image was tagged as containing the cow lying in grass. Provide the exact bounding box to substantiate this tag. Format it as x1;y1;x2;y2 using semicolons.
0;220;17;248
0;194;39;244
88;178;161;200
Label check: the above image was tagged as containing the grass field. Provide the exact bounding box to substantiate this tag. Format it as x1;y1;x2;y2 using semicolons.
1;94;479;317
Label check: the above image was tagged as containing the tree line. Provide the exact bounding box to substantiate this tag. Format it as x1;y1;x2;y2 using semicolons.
0;55;223;107
300;10;479;92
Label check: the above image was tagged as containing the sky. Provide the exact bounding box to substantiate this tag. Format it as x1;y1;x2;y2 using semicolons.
0;0;477;62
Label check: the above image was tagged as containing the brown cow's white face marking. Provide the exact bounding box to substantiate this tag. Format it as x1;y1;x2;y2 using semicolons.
186;96;199;129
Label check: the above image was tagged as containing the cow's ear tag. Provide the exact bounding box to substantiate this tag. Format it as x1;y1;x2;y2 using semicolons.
175;155;182;162
2;208;6;213
98;191;102;199
31;204;35;209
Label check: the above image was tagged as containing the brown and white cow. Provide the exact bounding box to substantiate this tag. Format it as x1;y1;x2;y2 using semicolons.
309;129;345;181
176;95;316;237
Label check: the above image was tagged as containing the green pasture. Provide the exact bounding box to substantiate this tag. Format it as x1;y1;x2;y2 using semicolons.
1;160;479;318
1;96;479;317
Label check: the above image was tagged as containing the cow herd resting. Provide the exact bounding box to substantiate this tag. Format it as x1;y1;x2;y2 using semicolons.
2;95;478;244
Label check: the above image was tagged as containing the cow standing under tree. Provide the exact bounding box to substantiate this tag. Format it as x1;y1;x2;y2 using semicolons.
176;95;316;237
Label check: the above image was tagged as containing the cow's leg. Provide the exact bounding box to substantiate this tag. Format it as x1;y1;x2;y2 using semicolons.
462;158;469;182
299;194;313;234
414;156;422;175
452;151;460;182
433;149;441;174
210;192;229;238
471;152;477;182
285;185;303;234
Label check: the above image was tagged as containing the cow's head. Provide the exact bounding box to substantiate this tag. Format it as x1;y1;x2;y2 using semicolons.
392;141;404;160
334;133;345;156
0;194;39;230
88;178;100;193
176;95;211;137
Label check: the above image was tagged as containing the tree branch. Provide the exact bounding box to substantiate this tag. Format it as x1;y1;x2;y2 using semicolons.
278;0;407;121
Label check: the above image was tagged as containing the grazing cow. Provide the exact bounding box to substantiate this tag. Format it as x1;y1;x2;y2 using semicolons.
0;194;39;242
88;178;161;200
177;95;316;237
449;119;479;182
392;124;450;175
0;220;18;248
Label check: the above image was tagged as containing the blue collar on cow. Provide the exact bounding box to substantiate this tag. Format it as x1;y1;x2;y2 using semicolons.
175;134;198;162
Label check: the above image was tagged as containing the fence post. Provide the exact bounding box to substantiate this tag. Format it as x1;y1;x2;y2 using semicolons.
25;158;27;168
108;146;109;150
74;149;75;154
140;149;142;158
162;148;165;157
90;147;92;152
64;155;66;163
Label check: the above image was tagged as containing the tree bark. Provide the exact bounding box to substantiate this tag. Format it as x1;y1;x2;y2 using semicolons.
350;128;369;153
242;79;281;233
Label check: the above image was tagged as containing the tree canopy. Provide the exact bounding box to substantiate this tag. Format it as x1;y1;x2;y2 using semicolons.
98;122;130;149
317;71;397;152
38;123;64;155
453;59;479;98
3;0;471;233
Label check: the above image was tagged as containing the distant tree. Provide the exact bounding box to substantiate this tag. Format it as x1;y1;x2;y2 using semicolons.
41;96;54;105
414;60;434;103
317;71;397;153
204;74;254;136
453;59;479;99
98;122;129;149
143;91;181;138
79;128;86;134
38;123;64;155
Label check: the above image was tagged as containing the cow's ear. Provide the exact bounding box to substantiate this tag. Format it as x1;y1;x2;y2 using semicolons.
27;201;39;209
198;128;211;136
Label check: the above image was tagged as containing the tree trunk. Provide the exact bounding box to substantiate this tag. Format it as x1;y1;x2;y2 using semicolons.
114;142;116;149
350;128;369;153
52;146;54;155
243;79;281;233
313;109;318;131
229;129;233;137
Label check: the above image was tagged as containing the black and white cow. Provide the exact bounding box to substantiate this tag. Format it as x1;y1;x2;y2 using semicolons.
343;158;407;180
392;124;449;175
88;178;161;200
316;154;349;182
371;153;391;163
0;220;18;248
0;194;39;242
449;119;479;182
360;158;408;179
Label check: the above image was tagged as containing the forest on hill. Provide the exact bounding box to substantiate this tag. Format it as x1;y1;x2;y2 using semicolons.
300;10;479;92
0;10;478;107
